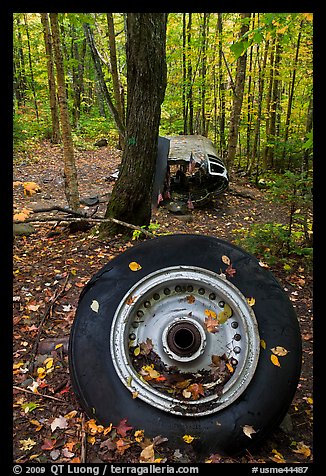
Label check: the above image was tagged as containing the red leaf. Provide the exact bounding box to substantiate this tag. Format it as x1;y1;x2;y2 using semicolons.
41;438;56;451
115;418;133;437
225;264;236;277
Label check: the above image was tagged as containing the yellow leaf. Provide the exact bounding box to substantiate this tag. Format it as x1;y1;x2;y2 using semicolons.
271;346;289;356
55;343;63;350
271;354;281;367
247;297;256;306
226;362;234;373
183;434;195;444
85;419;99;435
134;429;144;442
44;358;54;369
270;449;285;463
37;367;46;379
13;181;23;187
23;182;41;196
140;443;155;462
103;423;113;435
64;410;78;419
30;419;43;431
292;442;311;458
134;346;140;356
204;309;217;319
218;303;233;324
260;339;266;349
302;13;313;21
87;436;96;445
129;261;142;271
19;438;37;451
221;255;231;265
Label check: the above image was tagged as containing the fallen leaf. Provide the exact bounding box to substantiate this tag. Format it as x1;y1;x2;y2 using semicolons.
260;339;266;349
134;429;144;442
30;419;43;431
19;438;37;451
204;316;219;333
129;262;142;271
271;346;289;356
183;434;195;444
90;300;99;313
259;260;269;268
116;438;131;454
221;255;231;265
225;264;236;277
50;415;68;432
217;303;233;324
140;443;155;462
140;338;153;356
23;181;41;196
41;438;57;451
187;383;205;400
242;425;257;438
115;418;133;437
247;297;256;306
21;402;40;413
85;419;99;435
64;410;78;419
62;447;74;458
50;449;60;460
187;295;196;304
271;354;281;367
269;448;286;463
204;309;217;319
292;442;311;458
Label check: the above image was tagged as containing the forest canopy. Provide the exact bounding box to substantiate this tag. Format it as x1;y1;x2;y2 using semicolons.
13;12;313;178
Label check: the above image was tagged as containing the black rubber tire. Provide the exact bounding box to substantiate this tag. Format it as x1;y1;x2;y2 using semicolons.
69;234;302;456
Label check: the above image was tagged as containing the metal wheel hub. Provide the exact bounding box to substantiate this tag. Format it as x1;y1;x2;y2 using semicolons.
110;266;260;416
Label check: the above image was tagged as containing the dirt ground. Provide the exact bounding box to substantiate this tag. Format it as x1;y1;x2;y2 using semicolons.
12;141;313;465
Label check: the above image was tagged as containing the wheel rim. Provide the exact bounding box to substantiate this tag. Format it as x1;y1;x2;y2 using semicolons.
110;266;260;416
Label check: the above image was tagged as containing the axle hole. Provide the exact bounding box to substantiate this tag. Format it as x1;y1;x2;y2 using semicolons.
174;328;195;350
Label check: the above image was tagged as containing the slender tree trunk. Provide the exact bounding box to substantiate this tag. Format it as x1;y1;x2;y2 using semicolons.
187;13;194;134
107;13;125;148
100;13;168;237
247;39;269;175
23;14;39;123
71;27;86;129
282;21;303;162
226;13;251;171
49;13;80;212
262;37;275;170
245;14;255;169
83;23;125;138
200;13;209;136
182;14;187;134
302;93;313;175
40;13;61;143
16;16;27;105
217;13;226;157
266;34;282;169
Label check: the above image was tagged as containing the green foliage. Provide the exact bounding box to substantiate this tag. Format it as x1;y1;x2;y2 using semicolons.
233;222;312;267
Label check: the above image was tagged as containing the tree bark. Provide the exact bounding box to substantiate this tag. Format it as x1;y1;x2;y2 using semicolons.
100;13;168;237
83;23;125;138
23;13;39;123
40;13;61;143
226;13;251;171
49;13;80;211
107;13;125;148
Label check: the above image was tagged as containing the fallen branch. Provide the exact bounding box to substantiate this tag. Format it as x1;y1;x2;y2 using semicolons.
29;273;70;374
14;215;157;238
13;385;65;403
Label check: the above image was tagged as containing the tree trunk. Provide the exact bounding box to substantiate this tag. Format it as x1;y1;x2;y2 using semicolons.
265;34;282;169
247;38;269;176
49;13;80;212
40;13;61;143
187;13;194;135
15;15;27;105
83;23;125;138
100;13;168;237
71;26;86;129
226;13;251;171
282;21;303;163
182;14;187;134
23;13;39;123
262;37;275;170
217;13;226;157
107;13;125;148
200;13;209;136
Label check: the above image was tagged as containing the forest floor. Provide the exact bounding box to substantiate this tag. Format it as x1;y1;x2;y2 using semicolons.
12;140;313;465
